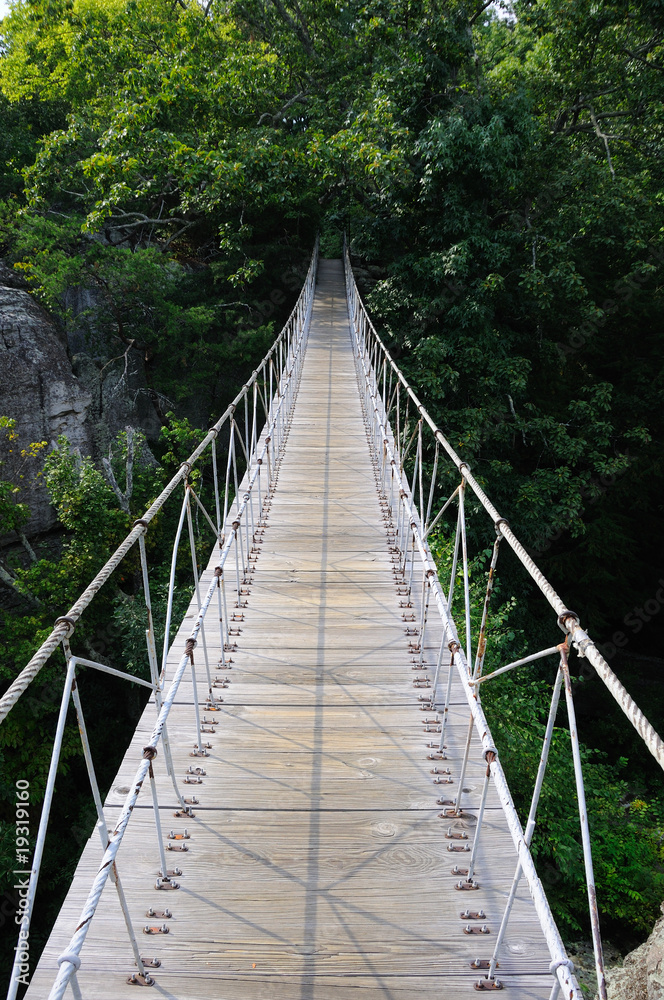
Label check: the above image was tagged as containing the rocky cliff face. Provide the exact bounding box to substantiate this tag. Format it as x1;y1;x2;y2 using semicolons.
0;266;162;540
607;907;664;1000
0;270;93;535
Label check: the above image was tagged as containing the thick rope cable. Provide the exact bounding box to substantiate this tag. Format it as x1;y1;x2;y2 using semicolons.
0;240;319;727
343;240;664;775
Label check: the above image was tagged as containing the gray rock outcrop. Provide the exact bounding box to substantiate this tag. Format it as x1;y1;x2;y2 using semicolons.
607;906;664;1000
0;283;93;535
71;349;162;457
0;267;165;543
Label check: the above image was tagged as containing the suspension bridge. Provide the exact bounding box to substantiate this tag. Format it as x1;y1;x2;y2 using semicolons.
2;245;664;1000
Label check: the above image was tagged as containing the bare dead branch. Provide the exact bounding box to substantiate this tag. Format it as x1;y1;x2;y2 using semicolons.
258;90;308;125
99;340;137;380
0;562;40;606
469;0;494;26
107;211;190;228
589;106;616;181
18;531;37;563
101;426;135;515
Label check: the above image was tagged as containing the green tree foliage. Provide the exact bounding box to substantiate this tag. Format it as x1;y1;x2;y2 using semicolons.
0;417;214;991
343;1;664;636
0;0;663;965
485;671;664;937
433;535;664;941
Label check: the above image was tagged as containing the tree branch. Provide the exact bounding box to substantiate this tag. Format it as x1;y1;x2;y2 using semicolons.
0;562;40;606
18;531;37;563
101;427;135;515
99;340;136;380
258;90;308;125
268;0;317;58
623;48;664;73
469;0;494;26
589;106;616;180
107;211;190;228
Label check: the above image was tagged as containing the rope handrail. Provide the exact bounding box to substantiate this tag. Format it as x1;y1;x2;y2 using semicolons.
0;240;319;727
343;240;664;775
5;238;319;1000
349;288;581;999
344;235;664;999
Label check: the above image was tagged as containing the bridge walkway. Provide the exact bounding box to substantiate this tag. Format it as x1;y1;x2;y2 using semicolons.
25;260;552;998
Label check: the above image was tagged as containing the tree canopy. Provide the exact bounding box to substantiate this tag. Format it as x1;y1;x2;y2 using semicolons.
0;0;663;980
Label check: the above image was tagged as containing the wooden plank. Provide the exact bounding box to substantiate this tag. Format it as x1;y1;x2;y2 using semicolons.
25;259;556;1000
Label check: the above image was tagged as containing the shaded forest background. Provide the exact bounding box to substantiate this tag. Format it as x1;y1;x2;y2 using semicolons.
0;0;663;992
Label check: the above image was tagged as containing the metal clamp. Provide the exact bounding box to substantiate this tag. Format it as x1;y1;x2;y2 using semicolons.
57;952;81;972
557;609;580;633
473;977;503;991
54;616;77;637
155;877;179;891
127;973;155;986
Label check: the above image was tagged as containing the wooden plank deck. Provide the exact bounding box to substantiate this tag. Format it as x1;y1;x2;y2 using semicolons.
25;259;553;998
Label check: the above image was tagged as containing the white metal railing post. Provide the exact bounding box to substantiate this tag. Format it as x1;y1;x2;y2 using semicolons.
185;489;213;701
487;664;565;979
458;479;472;669
68;665;148;978
161;490;190;684
560;649;607;999
6;655;77;1000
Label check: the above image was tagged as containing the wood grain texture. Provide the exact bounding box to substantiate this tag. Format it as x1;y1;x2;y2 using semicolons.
25;260;557;1000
